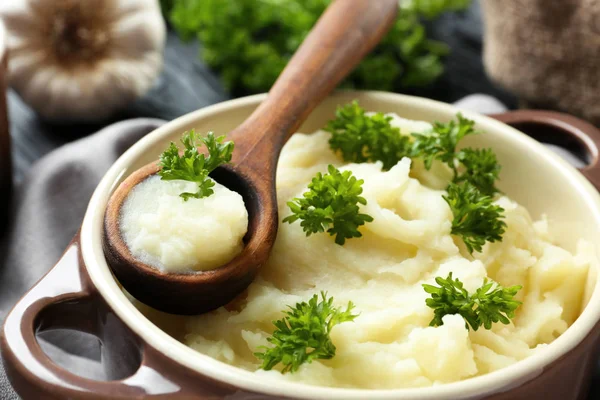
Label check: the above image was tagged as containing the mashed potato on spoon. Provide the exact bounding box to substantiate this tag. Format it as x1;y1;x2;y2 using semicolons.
120;176;248;272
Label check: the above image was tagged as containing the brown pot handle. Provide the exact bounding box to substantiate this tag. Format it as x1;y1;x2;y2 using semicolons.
490;110;600;190
0;235;244;399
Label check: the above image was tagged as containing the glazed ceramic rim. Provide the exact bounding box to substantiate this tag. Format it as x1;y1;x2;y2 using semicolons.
81;91;600;399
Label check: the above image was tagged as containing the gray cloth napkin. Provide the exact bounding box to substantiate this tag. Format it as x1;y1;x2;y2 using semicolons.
0;119;165;399
1;95;589;398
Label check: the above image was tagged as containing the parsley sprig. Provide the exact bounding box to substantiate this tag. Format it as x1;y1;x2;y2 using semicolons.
414;116;502;196
443;182;506;254
325;101;411;171
255;292;358;373
283;165;374;245
411;113;477;174
423;273;522;331
158;130;234;201
455;148;501;196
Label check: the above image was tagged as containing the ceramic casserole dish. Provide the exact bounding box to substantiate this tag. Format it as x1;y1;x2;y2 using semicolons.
3;91;600;399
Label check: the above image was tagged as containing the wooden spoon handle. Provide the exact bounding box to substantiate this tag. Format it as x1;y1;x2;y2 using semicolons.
230;0;399;167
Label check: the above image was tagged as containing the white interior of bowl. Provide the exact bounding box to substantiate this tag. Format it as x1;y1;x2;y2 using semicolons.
81;91;600;399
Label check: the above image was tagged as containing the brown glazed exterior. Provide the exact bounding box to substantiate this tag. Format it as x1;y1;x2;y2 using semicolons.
3;110;600;399
1;235;282;400
102;0;399;315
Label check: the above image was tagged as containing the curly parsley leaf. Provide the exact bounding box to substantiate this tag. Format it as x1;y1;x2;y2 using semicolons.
411;113;478;174
158;130;234;201
443;182;506;253
255;292;358;373
423;272;522;331
325;101;412;171
410;114;501;196
455;148;501;196
283;165;374;245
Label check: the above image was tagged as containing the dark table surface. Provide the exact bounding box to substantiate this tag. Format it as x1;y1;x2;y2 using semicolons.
5;1;599;398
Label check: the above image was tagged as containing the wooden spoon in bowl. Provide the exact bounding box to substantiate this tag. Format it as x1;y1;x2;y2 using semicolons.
103;0;399;315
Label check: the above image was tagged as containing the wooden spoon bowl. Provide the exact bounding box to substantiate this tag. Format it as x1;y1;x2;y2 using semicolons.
104;160;276;315
103;0;399;315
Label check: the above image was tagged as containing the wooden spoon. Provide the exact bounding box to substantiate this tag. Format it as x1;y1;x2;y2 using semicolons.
103;0;399;315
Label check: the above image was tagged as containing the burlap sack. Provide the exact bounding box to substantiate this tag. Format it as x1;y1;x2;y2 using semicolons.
482;0;600;125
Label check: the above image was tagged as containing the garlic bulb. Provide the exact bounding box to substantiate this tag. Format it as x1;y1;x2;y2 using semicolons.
0;0;166;122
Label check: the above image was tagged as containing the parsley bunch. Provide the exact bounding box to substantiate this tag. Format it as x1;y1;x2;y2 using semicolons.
326;101;411;171
423;273;522;331
284;165;373;245
443;182;506;253
255;292;358;373
158;130;234;201
161;0;471;96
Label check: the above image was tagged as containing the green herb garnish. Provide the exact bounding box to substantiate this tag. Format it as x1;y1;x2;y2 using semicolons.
325;101;412;171
411;113;477;174
158;130;234;201
455;148;501;196
423;273;522;331
325;103;500;192
412;114;501;195
324;101;505;251
443;182;506;254
255;292;358;373
283;165;374;245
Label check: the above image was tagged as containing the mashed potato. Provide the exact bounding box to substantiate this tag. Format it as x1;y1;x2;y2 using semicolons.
181;114;593;388
120;175;248;272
